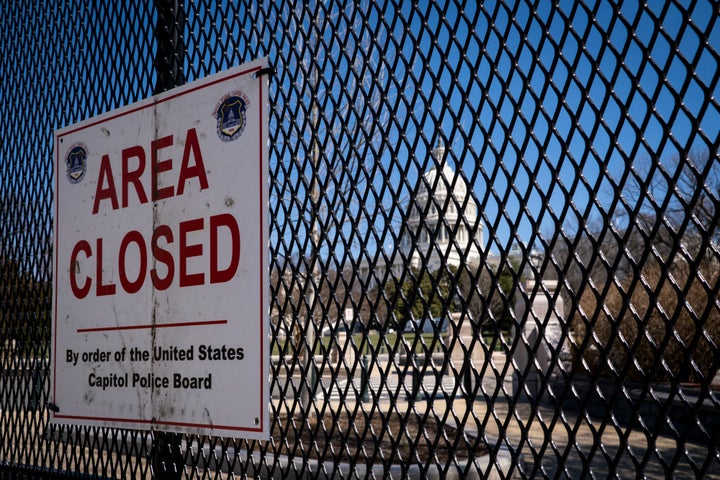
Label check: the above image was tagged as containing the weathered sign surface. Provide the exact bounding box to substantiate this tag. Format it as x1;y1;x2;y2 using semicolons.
52;58;269;438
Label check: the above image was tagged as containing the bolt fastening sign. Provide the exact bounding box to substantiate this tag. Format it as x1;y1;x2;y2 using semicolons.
52;58;270;438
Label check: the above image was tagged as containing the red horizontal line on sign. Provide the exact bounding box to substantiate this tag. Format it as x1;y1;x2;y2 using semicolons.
76;320;228;334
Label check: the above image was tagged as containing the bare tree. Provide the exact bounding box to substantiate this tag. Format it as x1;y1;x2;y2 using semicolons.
565;149;720;383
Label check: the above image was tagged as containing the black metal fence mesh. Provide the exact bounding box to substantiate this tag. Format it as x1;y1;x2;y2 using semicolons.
1;0;719;478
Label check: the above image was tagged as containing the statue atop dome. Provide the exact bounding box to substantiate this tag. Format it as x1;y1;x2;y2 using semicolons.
432;137;446;163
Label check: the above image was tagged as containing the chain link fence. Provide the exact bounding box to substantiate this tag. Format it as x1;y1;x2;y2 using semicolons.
1;0;719;478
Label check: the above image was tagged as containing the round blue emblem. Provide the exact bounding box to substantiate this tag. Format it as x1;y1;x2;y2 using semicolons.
215;92;249;142
65;144;87;184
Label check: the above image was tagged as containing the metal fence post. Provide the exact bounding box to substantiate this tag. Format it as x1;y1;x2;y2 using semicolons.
154;0;185;93
361;354;370;403
412;353;424;401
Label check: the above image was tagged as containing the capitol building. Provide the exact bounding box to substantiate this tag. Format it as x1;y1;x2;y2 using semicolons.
359;139;487;285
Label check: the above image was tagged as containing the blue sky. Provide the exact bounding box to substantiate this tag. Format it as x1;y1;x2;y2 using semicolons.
259;0;719;266
422;1;719;251
241;0;719;269
13;1;716;272
345;0;720;261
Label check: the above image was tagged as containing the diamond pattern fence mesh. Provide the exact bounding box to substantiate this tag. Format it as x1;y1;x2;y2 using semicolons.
1;1;719;478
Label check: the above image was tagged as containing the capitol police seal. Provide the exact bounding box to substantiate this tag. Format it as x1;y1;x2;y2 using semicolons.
215;91;250;142
65;143;88;184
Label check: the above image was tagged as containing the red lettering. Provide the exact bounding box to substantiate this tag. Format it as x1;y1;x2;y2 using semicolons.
118;230;147;294
177;128;209;195
70;240;92;299
93;155;119;214
122;146;148;208
91;128;207;215
70;213;240;296
151;134;174;200
179;218;204;287
151;225;174;290
96;238;116;296
210;213;240;283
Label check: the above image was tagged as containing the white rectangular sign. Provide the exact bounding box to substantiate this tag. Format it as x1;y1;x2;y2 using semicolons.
52;58;269;438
